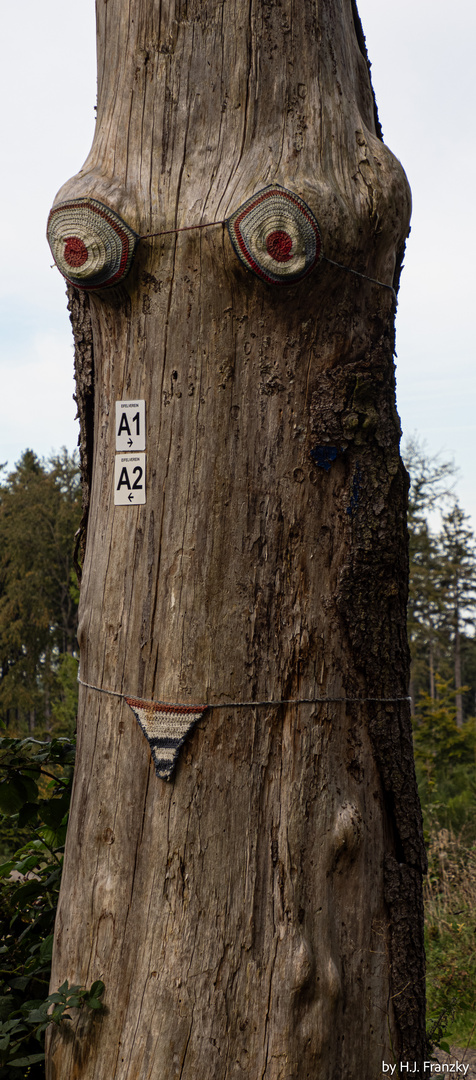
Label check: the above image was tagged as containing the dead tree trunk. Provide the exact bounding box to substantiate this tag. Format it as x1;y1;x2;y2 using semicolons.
46;2;426;1077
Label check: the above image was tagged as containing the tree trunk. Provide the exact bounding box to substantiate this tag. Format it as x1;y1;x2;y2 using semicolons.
47;1;426;1077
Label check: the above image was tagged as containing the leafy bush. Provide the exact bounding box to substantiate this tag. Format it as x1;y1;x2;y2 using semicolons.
0;735;103;1077
413;678;476;842
0;980;105;1077
413;679;476;1047
425;831;476;1049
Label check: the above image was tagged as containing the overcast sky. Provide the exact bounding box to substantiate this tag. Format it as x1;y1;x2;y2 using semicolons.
1;0;474;529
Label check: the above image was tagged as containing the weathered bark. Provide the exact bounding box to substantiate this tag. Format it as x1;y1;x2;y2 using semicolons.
47;1;426;1077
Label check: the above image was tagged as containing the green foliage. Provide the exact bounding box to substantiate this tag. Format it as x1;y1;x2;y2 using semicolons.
404;439;476;719
425;832;476;1049
405;438;455;696
0;450;81;736
0;980;105;1077
414;676;476;1049
0;735;104;1077
413;678;476;841
48;655;79;738
404;441;476;1049
440;502;476;639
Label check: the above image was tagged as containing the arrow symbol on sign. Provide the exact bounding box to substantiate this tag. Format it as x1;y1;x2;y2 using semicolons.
128;438;133;447
128;492;134;502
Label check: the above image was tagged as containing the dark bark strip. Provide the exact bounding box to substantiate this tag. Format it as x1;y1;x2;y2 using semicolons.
384;855;427;1064
350;0;384;140
68;286;94;578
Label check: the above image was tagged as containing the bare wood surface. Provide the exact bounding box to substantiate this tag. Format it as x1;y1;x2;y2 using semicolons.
47;2;426;1077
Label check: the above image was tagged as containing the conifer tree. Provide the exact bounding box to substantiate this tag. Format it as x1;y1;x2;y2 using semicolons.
404;441;476;721
0;451;81;732
405;439;455;706
439;500;476;726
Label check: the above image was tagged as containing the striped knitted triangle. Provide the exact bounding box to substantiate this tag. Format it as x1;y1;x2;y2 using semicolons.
125;697;207;780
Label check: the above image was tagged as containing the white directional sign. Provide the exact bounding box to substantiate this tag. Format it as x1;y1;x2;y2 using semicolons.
114;454;146;505
116;400;146;451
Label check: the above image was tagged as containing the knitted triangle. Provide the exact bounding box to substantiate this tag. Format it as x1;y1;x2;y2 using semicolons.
125;697;207;780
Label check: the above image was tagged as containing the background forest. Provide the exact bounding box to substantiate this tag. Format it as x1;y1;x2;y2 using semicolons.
0;441;475;1073
0;450;81;740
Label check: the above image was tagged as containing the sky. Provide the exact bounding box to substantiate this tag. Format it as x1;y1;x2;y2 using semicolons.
1;0;474;528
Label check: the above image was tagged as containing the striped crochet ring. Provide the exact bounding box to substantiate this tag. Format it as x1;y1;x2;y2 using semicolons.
227;185;322;285
47;198;139;290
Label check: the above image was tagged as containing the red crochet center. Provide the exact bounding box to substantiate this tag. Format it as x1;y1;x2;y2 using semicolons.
64;236;88;267
266;230;293;262
232;188;321;283
49;200;132;289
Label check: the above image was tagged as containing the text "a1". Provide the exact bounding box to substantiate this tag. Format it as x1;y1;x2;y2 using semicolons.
116;400;146;451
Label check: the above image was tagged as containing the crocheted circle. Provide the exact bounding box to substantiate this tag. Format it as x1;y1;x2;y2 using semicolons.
227;185;321;285
47;198;139;290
